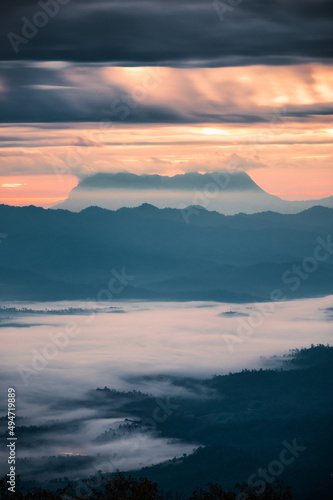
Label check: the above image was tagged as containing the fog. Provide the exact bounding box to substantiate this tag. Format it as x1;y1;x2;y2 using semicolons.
2;297;332;387
0;296;332;480
59;189;275;214
56;186;333;214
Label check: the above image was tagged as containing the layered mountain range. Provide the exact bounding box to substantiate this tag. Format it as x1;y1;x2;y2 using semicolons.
0;203;332;302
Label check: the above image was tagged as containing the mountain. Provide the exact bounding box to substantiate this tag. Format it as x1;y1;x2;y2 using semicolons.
54;171;333;214
0;204;332;302
74;171;265;191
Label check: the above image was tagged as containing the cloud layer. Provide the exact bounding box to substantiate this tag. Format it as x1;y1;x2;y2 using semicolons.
1;0;333;65
1;63;333;123
1;1;332;203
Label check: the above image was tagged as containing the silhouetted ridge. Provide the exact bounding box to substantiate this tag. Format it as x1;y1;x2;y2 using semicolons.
77;171;264;192
0;203;332;302
54;172;333;214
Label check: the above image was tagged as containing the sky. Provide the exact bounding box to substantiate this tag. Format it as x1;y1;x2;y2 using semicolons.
0;0;332;207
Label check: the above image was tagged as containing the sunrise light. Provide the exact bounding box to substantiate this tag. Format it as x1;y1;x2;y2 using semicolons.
199;128;230;136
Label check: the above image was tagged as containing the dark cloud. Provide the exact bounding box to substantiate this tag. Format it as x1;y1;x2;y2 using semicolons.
0;62;266;123
1;62;332;124
0;1;332;124
0;0;332;65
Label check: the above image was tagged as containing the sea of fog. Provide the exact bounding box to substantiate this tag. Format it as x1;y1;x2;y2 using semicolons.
0;296;332;480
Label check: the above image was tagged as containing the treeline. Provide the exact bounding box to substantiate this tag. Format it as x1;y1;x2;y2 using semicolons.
0;473;292;499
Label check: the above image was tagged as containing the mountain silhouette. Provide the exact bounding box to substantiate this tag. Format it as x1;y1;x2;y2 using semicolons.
54;171;333;214
0;204;332;301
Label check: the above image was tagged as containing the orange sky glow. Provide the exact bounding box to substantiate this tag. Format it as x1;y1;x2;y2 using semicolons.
1;64;332;206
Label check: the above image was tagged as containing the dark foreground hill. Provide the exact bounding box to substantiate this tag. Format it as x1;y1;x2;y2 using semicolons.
0;204;332;302
3;345;333;499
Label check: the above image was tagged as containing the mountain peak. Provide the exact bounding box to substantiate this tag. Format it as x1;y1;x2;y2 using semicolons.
76;171;263;193
53;172;333;215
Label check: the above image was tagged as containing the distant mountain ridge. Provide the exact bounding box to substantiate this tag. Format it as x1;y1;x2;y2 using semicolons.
54;171;333;214
75;171;264;191
0;203;332;302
